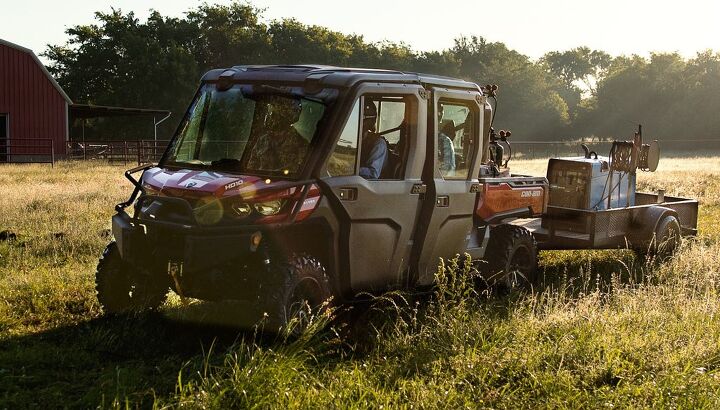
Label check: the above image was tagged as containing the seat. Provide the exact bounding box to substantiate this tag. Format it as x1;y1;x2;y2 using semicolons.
380;121;408;179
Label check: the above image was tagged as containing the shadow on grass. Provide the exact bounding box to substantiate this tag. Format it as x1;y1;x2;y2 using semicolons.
536;248;662;296
0;251;664;408
0;305;283;408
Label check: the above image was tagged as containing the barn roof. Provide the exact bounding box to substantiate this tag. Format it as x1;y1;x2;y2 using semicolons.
70;104;170;119
0;38;73;104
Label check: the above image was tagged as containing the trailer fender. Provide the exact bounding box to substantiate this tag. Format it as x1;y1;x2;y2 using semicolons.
630;206;678;245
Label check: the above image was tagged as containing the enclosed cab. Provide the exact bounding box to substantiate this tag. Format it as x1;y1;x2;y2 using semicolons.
101;65;510;327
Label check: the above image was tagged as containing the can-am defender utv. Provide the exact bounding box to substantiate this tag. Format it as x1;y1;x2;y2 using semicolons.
100;65;542;327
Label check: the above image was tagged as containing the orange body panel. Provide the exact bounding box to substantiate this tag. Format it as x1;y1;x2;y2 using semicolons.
476;183;547;221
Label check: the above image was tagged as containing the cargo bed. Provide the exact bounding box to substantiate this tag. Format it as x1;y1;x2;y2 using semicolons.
512;192;698;250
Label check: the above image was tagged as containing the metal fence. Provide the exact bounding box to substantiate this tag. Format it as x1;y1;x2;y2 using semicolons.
66;140;169;164
510;139;720;160
5;137;720;168
0;138;55;166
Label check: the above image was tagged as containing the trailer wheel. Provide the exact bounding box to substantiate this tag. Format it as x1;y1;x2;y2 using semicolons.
274;254;332;335
637;215;681;261
96;242;168;314
485;225;538;291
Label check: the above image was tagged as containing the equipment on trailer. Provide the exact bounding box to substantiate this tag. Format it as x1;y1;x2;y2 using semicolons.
528;126;696;254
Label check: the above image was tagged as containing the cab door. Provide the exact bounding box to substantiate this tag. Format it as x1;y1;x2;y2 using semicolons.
319;83;427;297
412;88;484;286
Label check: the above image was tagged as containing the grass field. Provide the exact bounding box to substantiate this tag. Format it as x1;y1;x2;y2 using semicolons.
1;158;720;408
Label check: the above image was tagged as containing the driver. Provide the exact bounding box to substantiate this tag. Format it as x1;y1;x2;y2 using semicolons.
359;100;388;179
245;97;309;174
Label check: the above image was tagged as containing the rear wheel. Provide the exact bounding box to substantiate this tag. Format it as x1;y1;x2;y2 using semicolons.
96;242;168;314
636;215;681;262
484;224;538;291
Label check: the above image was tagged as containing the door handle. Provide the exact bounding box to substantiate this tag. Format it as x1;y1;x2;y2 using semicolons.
436;195;449;207
338;187;357;201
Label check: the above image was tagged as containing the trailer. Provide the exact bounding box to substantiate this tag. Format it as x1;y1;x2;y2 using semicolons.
495;128;698;259
515;192;697;252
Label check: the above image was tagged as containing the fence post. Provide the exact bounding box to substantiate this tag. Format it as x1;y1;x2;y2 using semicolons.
50;139;55;167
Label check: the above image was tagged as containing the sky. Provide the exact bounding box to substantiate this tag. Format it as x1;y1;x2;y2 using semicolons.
2;0;720;62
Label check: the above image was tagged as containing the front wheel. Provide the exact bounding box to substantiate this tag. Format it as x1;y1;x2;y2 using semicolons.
272;254;333;335
484;224;539;292
96;242;168;314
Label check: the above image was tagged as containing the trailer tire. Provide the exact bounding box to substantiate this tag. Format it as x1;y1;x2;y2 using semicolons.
636;215;681;262
485;225;538;291
273;254;332;335
96;242;168;314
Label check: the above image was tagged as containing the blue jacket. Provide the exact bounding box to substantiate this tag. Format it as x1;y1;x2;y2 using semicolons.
439;132;456;173
360;135;388;179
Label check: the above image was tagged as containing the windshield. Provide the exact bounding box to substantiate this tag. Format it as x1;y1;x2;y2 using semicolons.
164;84;327;178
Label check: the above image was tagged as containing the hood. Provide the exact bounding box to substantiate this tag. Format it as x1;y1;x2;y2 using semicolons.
141;167;297;200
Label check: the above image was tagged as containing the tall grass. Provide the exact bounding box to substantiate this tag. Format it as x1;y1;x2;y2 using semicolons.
1;158;720;408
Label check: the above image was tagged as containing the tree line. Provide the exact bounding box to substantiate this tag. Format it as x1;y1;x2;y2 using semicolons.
44;2;720;142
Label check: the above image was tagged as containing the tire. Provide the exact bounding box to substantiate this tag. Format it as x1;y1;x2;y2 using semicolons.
637;215;681;261
273;254;332;333
96;242;168;314
484;224;538;291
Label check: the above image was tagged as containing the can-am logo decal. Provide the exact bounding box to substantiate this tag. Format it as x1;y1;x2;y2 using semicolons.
521;190;543;197
185;181;198;188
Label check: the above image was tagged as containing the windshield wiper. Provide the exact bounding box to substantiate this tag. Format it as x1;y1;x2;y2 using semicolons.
211;158;241;167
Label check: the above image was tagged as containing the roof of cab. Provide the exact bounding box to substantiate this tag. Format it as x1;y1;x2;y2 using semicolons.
200;65;482;92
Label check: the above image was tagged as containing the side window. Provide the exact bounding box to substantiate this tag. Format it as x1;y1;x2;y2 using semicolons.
328;95;413;180
377;100;405;144
360;96;410;180
327;99;360;176
437;101;475;179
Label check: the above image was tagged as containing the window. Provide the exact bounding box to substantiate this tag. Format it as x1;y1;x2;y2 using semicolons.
327;100;360;177
377;100;405;144
165;85;326;178
327;95;411;180
437;102;475;179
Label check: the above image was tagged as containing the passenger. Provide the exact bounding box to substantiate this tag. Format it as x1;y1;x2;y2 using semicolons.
359;100;388;179
439;119;456;175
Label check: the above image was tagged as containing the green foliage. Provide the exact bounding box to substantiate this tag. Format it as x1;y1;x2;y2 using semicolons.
40;2;720;142
542;47;612;95
43;2;571;142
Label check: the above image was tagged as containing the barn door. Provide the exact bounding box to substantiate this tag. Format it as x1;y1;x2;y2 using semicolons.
0;115;7;162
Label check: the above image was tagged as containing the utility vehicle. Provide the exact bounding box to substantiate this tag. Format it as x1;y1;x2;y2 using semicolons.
99;65;698;327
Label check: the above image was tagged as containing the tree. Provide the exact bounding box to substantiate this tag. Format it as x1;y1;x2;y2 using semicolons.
541;47;612;96
42;2;580;142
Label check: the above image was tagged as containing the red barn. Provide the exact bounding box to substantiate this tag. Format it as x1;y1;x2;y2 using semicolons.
0;38;71;162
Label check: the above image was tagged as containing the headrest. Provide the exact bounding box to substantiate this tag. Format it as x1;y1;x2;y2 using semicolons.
363;100;377;119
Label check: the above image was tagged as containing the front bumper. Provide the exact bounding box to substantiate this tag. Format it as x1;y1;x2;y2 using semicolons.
112;212;278;302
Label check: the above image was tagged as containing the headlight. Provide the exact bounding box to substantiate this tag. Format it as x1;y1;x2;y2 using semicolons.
254;199;284;216
231;202;253;218
193;197;224;225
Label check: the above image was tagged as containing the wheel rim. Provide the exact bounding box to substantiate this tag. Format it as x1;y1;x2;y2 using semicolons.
285;279;322;327
505;245;533;287
658;224;681;256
